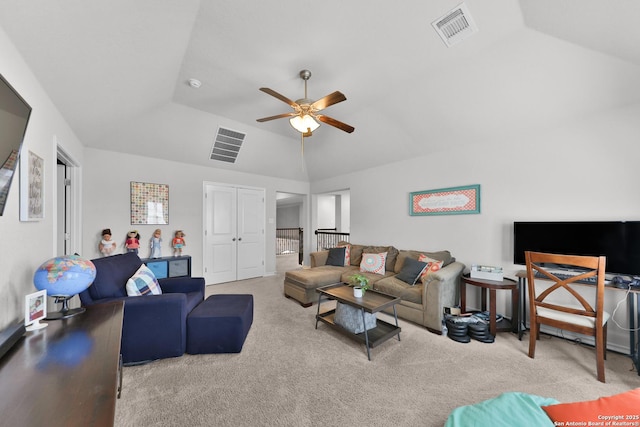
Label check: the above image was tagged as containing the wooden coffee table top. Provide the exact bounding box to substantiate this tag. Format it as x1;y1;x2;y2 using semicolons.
316;283;400;314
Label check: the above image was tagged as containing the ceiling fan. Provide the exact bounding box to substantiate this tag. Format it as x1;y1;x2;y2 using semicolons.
256;69;355;138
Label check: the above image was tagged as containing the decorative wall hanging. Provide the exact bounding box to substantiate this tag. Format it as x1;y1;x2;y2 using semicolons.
20;150;44;221
410;184;480;216
130;181;169;225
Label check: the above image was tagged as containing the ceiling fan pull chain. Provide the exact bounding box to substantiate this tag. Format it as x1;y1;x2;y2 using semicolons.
300;134;306;170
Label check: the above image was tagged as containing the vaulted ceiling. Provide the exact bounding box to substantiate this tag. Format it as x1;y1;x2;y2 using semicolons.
1;0;639;182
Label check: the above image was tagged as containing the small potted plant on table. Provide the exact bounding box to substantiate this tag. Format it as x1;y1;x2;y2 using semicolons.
348;273;370;298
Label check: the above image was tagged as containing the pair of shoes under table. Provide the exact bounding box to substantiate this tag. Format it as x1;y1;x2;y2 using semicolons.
445;317;494;344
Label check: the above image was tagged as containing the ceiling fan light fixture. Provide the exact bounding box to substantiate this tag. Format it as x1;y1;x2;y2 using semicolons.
289;114;320;134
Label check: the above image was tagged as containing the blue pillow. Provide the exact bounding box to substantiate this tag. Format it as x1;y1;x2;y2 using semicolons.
445;392;559;427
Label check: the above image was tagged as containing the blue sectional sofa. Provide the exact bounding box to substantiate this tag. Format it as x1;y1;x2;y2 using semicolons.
79;252;205;364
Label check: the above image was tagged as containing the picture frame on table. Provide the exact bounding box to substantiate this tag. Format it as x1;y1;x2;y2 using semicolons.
25;290;47;331
20;150;44;221
410;184;481;216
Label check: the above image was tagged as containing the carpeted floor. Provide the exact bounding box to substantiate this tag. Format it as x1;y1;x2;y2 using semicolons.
114;272;640;427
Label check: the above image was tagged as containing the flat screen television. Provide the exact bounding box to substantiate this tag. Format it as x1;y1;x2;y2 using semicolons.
513;221;640;276
0;73;32;216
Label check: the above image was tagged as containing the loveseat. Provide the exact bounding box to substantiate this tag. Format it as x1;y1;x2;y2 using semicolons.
79;252;205;364
284;243;464;333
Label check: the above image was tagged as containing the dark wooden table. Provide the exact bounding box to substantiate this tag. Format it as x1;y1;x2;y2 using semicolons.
315;283;401;360
0;300;124;427
461;273;518;336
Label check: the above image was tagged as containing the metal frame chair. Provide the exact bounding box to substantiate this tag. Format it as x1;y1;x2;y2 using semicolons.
525;251;609;382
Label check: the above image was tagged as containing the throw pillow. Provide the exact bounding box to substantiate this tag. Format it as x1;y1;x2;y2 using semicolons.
363;245;399;271
418;254;444;282
360;252;387;275
396;258;428;285
541;388;640;425
126;264;162;296
337;242;351;266
445;392;559;427
326;247;347;267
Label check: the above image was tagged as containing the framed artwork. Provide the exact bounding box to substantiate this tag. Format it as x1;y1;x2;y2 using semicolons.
20;150;44;221
410;184;480;216
130;181;169;225
25;290;48;331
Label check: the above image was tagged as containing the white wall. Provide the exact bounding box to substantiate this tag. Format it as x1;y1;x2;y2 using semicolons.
339;191;350;233
276;205;301;228
317;195;336;229
311;103;640;353
0;27;84;330
82;148;309;277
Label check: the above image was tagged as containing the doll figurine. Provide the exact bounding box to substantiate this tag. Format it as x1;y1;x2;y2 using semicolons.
98;228;117;257
125;230;140;254
172;230;186;257
150;229;162;258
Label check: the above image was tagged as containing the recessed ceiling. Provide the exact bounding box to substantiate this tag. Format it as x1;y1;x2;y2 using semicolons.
0;0;639;182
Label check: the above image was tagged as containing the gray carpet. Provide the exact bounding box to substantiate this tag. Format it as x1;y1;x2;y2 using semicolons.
115;273;640;427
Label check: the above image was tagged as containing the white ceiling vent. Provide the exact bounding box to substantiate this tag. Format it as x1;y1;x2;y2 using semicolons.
432;3;478;47
210;127;246;163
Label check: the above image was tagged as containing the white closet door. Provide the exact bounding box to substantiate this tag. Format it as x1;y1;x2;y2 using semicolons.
237;188;264;280
204;184;264;284
205;185;237;284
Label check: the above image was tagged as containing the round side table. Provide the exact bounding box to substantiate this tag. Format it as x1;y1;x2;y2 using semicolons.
460;273;518;336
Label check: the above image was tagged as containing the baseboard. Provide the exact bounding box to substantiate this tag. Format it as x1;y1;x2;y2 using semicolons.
532;324;630;355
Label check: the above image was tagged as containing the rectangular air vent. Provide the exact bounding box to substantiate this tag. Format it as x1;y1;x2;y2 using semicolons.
432;3;478;47
210;127;246;163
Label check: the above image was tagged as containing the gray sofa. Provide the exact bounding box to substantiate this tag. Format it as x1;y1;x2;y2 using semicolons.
284;243;464;333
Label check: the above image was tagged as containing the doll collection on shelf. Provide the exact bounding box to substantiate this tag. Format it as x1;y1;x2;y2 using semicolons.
98;228;186;258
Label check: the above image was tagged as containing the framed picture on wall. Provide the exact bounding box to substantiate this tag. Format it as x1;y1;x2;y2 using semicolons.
20;150;44;221
410;184;480;216
130;181;169;225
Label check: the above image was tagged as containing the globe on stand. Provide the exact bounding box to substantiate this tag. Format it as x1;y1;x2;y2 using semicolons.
33;255;96;320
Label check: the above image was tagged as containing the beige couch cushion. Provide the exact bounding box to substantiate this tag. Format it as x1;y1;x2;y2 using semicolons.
343;243;366;266
374;276;423;305
394;250;454;274
285;266;355;289
340;269;394;285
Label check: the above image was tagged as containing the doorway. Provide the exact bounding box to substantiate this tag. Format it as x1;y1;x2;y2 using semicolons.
56;142;81;256
276;192;305;272
313;189;350;250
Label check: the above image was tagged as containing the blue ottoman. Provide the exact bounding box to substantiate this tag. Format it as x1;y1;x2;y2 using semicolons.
186;294;254;354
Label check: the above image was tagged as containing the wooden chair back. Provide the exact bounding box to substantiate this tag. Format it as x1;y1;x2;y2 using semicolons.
524;251;608;382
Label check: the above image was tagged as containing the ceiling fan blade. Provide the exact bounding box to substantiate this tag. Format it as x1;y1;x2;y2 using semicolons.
316;114;355;133
256;112;296;122
259;87;297;107
311;91;347;111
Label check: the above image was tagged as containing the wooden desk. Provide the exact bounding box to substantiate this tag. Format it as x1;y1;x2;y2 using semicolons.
461;273;519;336
0;301;124;427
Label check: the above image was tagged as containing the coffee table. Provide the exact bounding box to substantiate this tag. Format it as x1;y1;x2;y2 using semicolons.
315;283;401;360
